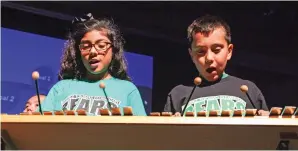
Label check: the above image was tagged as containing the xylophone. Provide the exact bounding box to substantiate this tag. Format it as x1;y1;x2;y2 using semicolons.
13;105;298;117
1;106;298;150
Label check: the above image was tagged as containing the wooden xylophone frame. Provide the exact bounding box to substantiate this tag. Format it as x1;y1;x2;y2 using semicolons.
1;106;298;150
1;114;298;150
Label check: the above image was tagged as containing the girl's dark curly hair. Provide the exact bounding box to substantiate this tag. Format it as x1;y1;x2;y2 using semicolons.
58;16;131;81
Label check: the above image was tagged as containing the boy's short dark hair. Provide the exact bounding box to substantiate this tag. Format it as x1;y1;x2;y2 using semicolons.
187;15;232;45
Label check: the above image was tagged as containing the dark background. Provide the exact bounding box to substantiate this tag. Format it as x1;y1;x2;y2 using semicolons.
2;1;298;112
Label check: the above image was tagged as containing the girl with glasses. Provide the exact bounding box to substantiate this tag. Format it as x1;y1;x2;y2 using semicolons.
39;13;146;116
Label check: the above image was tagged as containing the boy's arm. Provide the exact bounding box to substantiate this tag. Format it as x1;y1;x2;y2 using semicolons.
246;81;269;111
256;89;269;111
128;89;147;116
164;86;184;113
164;94;183;117
248;82;269;116
164;94;174;112
255;88;270;116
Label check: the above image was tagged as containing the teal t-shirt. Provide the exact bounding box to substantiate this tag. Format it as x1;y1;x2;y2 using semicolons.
40;77;147;116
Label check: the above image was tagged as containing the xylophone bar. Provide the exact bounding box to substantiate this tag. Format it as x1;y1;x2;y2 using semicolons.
245;109;257;117
99;109;110;116
98;107;134;116
282;106;297;118
233;109;244;117
123;106;133;116
149;112;161;116
269;107;283;118
43;111;53;115
20;113;29;115
221;110;233;117
65;110;76;115
161;112;172;116
32;112;41;115
185;112;194;117
77;110;87;116
54;111;64;115
111;108;121;116
197;111;206;117
209;110;219;117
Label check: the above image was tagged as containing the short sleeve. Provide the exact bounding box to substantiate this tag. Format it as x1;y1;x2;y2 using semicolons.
127;89;147;116
255;87;269;111
247;81;269;111
163;85;185;113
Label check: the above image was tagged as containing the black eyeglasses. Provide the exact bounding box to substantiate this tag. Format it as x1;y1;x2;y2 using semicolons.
79;41;112;52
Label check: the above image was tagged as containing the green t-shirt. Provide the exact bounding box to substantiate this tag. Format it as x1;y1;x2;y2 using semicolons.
40;77;147;116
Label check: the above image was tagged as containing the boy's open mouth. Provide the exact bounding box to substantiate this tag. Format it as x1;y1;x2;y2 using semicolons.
206;67;216;73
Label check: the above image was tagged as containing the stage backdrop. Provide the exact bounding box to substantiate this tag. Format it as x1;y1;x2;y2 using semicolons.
1;27;153;115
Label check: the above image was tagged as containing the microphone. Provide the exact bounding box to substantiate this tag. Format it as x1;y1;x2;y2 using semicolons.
240;85;257;109
99;82;112;110
181;77;202;116
32;71;43;114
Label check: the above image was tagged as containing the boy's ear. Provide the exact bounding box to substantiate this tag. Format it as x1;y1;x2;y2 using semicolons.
227;44;233;60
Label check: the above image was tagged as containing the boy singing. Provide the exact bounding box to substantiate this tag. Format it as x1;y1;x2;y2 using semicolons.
164;15;269;116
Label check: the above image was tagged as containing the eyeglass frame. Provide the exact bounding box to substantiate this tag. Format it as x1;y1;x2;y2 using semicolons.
78;40;113;52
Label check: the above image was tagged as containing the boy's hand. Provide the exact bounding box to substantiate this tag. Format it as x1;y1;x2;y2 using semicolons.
172;112;181;117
